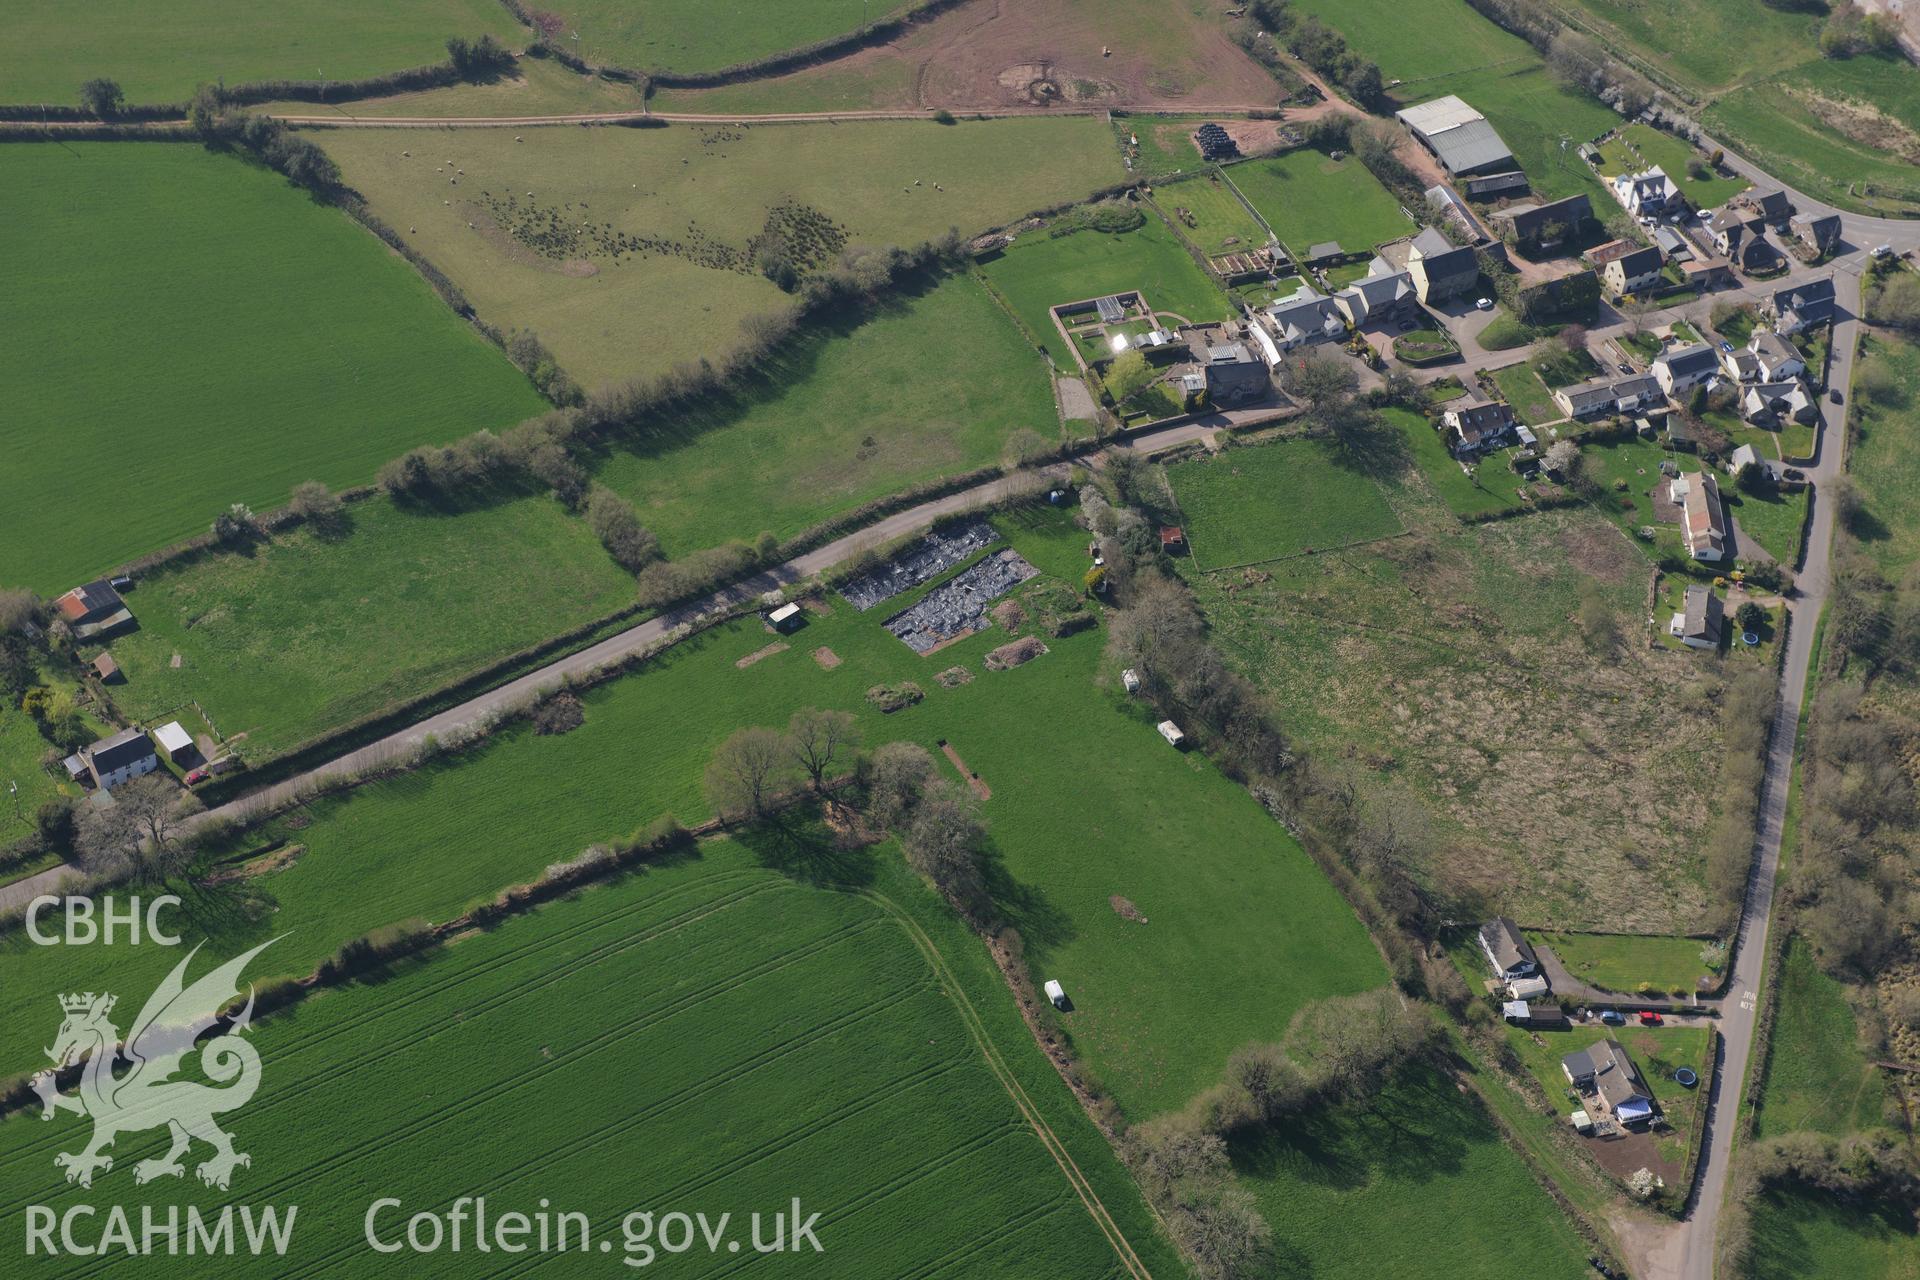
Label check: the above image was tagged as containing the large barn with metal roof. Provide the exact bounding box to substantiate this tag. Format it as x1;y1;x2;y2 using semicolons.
1394;95;1517;178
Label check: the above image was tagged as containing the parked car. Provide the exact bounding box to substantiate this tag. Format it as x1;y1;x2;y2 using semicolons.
1475;297;1492;310
1639;1011;1664;1026
1784;468;1807;482
184;768;210;786
1618;362;1633;375
1719;341;1734;354
1600;1010;1627;1026
108;575;133;590
1830;388;1843;405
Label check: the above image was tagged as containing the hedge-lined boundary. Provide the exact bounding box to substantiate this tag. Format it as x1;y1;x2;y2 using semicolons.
502;0;973;92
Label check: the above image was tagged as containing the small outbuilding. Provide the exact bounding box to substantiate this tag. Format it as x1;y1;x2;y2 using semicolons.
1508;975;1551;1000
1156;720;1187;749
1043;979;1069;1010
766;602;803;633
1122;668;1142;694
90;653;121;683
153;720;195;765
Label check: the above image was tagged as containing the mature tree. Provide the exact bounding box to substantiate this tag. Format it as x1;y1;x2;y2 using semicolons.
1280;351;1359;418
1735;460;1772;495
1736;601;1770;633
1867;271;1920;335
584;485;661;572
1286;988;1433;1102
79;78;124;117
1544;438;1581;478
703;726;793;822
75;801;139;877
864;741;935;831
1223;1042;1312;1127
289;480;344;527
902;782;990;920
35;798;77;852
0;588;39;634
446;34;514;79
788;707;858;792
211;502;258;545
1166;1182;1274;1280
1104;351;1154;406
1106;575;1204;676
114;774;201;875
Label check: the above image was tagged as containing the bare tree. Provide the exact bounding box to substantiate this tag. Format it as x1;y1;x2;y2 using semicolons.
0;588;39;634
115;775;202;878
1544;438;1581;478
865;741;935;831
704;727;794;822
902;782;990;920
1280;351;1359;420
788;707;859;792
1285;988;1433;1101
75;804;139;878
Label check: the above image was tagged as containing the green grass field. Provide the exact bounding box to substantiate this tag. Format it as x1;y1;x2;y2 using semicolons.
1385;406;1526;520
0;837;1176;1278
1224;149;1412;258
1594;124;1749;208
1722;478;1809;567
977;213;1233;370
0;143;547;596
0;0;524;104
100;495;635;762
1755;937;1888;1138
1749;1185;1920;1280
1167;439;1405;569
1151;170;1270;256
1284;0;1616;202
1706;54;1920;216
1846;334;1920;578
0;510;1385;1119
1492;363;1563;425
555;0;906;73
319;118;1124;390
1554;0;1820;99
590;273;1057;555
1532;931;1715;994
255;56;648;118
1232;1064;1592;1280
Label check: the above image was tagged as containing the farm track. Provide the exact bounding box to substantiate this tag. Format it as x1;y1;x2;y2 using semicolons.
857;889;1157;1280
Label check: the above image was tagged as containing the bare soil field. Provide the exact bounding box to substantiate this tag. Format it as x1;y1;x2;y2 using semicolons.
651;0;1280;114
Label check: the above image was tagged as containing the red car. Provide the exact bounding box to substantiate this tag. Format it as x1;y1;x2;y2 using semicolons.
1639;1011;1664;1026
184;768;210;786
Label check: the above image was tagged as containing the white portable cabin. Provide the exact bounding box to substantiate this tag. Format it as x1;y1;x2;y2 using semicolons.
766;602;803;633
1508;975;1550;1000
1043;980;1068;1010
1122;668;1141;694
1156;720;1186;748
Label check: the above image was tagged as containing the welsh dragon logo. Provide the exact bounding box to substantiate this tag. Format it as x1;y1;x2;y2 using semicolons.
32;939;276;1190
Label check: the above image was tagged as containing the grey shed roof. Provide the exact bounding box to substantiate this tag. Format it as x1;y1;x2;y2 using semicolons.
1396;97;1515;173
1681;584;1723;641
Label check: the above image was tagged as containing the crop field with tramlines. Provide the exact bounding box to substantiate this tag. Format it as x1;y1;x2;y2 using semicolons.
0;840;1167;1277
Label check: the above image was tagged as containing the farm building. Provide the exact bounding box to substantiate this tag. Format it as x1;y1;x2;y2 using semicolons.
152;720;195;764
62;725;160;792
1478;917;1539;980
55;579;134;640
1395;96;1517;178
1670;584;1724;650
1562;1039;1655;1126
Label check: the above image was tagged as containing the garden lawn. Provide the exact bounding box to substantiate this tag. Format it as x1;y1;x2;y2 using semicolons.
1151;170;1270;256
1284;0;1616;201
320;117;1124;389
1722;479;1809;567
544;0;901;74
0;837;1177;1280
1166;439;1404;570
1232;1065;1591;1280
0;143;547;595
1846;334;1920;578
1531;931;1715;995
977;214;1232;369
101;494;635;763
1595;124;1749;208
1706;55;1920;216
1224;149;1412;258
1493;363;1562;426
1755;937;1888;1138
0;0;523;104
1385;406;1525;520
0;659;110;843
588;274;1058;556
0;509;1387;1118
